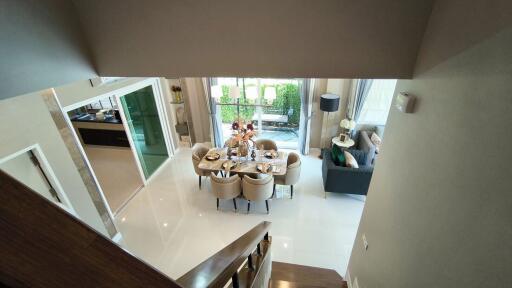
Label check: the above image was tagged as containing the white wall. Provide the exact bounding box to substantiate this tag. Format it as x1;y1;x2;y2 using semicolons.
0;152;54;202
0;0;96;100
72;0;434;79
0;91;108;236
346;1;512;286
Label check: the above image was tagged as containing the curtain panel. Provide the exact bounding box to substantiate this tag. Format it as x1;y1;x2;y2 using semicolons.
203;78;223;148
298;79;313;155
353;79;373;121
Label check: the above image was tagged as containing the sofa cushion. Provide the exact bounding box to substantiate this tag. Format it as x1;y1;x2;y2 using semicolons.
370;132;382;153
331;145;346;166
344;151;359;168
347;148;367;166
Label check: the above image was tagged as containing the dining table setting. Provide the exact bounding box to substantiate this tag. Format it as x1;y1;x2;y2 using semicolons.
198;147;288;177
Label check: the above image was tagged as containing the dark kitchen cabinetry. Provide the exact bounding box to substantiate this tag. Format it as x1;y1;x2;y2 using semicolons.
78;128;130;147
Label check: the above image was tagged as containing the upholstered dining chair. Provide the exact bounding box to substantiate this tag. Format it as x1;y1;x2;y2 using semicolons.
191;143;210;189
255;139;278;151
210;172;241;211
242;174;274;214
273;152;301;199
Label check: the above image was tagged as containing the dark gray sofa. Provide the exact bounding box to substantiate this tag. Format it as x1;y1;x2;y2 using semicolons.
321;130;376;196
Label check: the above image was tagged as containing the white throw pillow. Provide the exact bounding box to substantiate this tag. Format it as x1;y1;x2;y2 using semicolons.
344;151;359;169
371;132;382;153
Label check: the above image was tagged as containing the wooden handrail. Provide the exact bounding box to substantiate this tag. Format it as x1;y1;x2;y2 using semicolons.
177;221;272;288
0;169;272;288
0;170;182;288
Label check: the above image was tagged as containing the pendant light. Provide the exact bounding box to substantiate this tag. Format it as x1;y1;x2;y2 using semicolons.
264;87;276;103
246;86;258;100
211;85;223;99
228;86;241;99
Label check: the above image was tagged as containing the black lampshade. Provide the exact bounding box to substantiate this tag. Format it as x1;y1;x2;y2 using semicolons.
320;94;340;112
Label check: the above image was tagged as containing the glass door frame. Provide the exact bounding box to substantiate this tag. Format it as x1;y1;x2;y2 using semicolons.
59;78;174;229
114;78;175;185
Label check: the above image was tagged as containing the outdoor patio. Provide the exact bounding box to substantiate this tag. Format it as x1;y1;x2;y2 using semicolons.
221;123;298;148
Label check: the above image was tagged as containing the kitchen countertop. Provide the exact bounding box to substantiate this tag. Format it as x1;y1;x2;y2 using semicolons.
70;114;122;124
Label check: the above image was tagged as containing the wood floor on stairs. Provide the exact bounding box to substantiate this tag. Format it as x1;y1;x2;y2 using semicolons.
270;261;348;288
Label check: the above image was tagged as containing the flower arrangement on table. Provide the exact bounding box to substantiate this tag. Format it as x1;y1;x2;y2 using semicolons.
225;120;256;158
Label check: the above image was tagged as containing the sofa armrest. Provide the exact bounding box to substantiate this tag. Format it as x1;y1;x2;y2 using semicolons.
358;131;376;166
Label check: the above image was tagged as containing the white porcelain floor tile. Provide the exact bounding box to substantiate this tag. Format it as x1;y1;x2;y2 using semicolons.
114;147;365;279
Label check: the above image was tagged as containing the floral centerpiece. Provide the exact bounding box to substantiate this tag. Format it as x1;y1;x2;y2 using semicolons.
225;120;256;158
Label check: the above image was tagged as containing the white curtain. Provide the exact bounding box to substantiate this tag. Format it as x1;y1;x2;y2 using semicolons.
202;78;223;147
298;79;314;155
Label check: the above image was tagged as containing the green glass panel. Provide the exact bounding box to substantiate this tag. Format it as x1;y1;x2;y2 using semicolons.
120;86;168;179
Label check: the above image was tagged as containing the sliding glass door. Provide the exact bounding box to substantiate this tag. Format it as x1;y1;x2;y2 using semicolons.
119;85;169;179
211;78;302;149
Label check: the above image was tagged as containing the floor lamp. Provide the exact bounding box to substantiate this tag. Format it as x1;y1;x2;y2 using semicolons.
319;94;340;159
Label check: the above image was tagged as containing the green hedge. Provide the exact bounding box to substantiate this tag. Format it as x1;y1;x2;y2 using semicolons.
219;83;301;126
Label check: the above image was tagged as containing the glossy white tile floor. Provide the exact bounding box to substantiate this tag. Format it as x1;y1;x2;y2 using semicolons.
114;147;365;279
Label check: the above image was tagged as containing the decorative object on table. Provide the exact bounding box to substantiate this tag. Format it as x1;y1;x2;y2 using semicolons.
205;152;220;161
171;85;183;103
238;141;249;158
264;150;278;159
251;149;256;161
339;118;356;140
319;94;340;159
225;120;256;160
256;163;272;173
227;147;233;160
222;160;238;170
331;136;355;149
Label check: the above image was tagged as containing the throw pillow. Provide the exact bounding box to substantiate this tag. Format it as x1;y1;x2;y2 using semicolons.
347;149;367;166
331;145;346;166
371;132;382;153
344;151;359;168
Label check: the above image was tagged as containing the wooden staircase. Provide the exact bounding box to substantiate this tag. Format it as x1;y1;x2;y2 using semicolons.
270;262;348;288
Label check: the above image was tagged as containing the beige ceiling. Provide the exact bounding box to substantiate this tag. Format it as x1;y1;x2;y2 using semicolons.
72;0;435;79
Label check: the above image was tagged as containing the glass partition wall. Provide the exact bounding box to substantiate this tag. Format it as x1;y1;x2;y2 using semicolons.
211;78;302;149
119;85;170;179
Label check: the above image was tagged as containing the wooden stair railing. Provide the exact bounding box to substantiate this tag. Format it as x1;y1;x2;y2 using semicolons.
177;221;272;288
0;170;182;288
0;170;272;288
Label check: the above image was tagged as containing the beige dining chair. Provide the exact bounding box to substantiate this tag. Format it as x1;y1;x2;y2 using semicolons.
191;143;210;189
255;139;278;151
210;172;241;211
242;174;274;214
273;152;301;199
